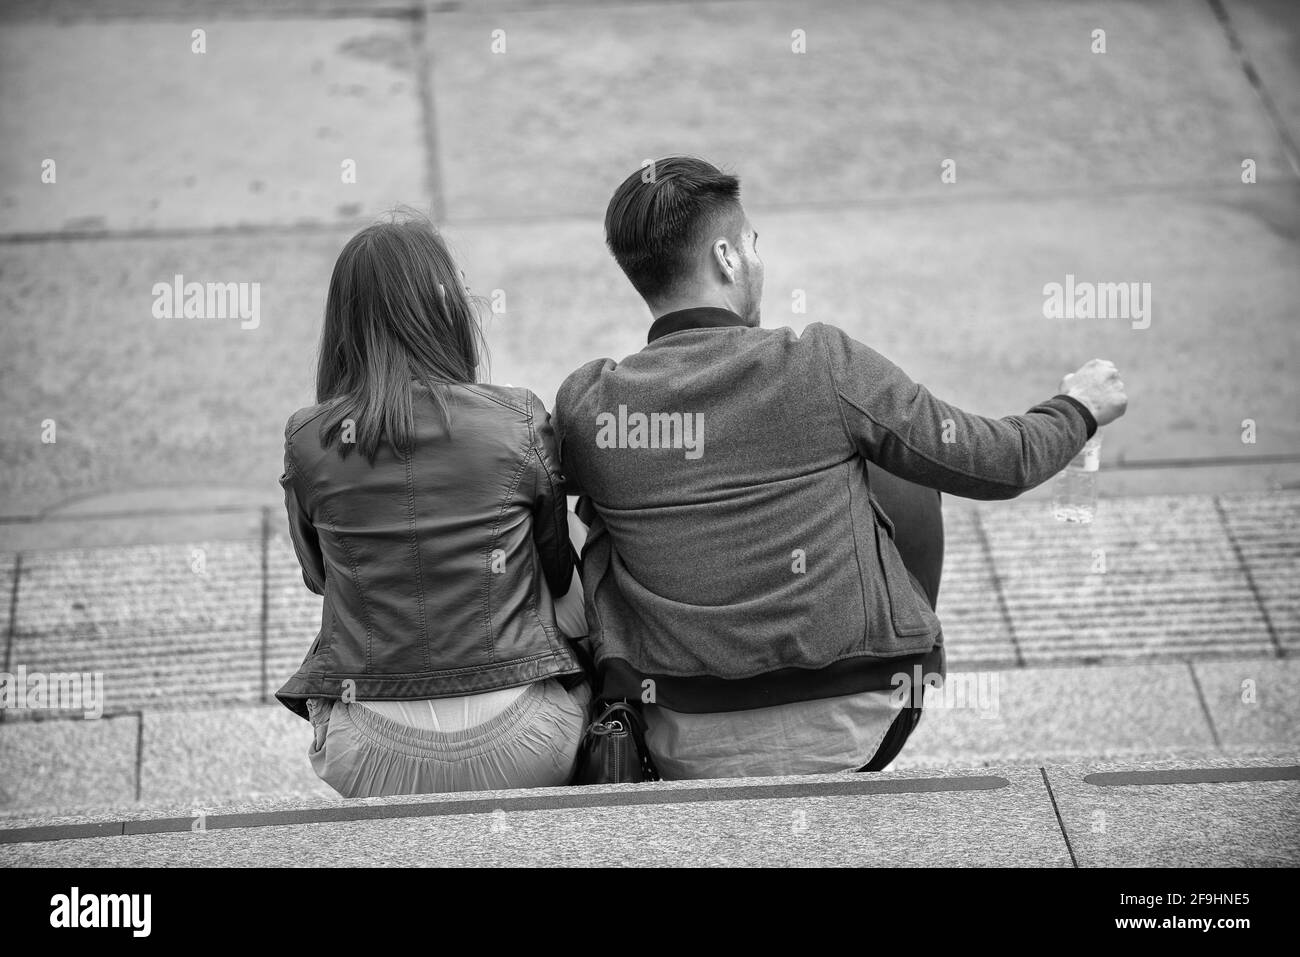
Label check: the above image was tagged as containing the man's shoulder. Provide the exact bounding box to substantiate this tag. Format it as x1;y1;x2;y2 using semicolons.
741;322;847;372
793;322;894;371
738;321;840;353
789;321;843;349
556;357;618;414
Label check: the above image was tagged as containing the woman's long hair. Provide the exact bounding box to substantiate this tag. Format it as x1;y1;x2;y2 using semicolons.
315;211;486;462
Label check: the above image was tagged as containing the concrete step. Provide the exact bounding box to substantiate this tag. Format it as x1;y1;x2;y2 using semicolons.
2;755;1296;867
1;658;1294;818
1;490;1296;720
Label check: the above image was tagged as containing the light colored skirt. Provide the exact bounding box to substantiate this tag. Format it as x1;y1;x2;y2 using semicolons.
307;679;591;797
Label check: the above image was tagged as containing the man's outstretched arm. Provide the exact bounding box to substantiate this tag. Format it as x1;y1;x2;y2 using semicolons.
814;323;1128;500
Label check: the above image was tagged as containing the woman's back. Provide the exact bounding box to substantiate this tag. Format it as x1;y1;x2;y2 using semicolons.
277;212;588;797
280;381;576;697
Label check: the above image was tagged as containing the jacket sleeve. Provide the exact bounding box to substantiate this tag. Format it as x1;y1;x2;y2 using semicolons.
280;439;325;596
529;394;575;598
552;377;586;498
814;323;1097;500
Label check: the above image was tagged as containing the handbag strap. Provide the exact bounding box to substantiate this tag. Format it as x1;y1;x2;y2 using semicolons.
587;699;659;780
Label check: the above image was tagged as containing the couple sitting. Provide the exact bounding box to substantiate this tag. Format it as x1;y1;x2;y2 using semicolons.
275;156;1127;797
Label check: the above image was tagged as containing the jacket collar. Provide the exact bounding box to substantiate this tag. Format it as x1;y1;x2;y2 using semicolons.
647;306;749;344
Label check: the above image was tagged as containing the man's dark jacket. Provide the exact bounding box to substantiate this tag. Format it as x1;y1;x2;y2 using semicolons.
554;307;1096;713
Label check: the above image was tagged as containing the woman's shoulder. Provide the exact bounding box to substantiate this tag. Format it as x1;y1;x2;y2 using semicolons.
283;400;334;442
452;382;546;418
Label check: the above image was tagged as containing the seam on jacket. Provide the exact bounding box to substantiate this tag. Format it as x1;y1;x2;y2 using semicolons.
599;640;940;682
1054;393;1098;436
403;447;432;671
813;322;1051;494
530;400;570;651
836;386;1057;493
463;382;527;414
581;520;610;671
318;495;378;674
815;323;914;645
285;402;332;441
280;444;325;594
844;461;872;650
812;324;863;457
523;392;559;654
283;436;321;517
531;403;569;559
644;326;742;346
527;447;564;650
296;649;567;683
284;488;324;596
482;414;533;665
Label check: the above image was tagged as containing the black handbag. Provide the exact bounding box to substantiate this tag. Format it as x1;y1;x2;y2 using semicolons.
564;514;659;785
572;699;659;784
566;635;659;784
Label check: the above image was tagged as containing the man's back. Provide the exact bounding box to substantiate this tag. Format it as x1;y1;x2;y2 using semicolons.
561;156;1120;774
562;312;935;679
557;307;1094;717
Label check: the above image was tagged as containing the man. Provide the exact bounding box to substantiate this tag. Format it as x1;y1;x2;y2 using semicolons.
554;156;1127;778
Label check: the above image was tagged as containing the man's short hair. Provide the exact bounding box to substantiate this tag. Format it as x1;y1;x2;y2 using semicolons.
604;156;741;301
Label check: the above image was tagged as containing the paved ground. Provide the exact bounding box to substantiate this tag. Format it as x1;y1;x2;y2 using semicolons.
2;756;1296;866
1;491;1296;725
3;487;1297;817
2;655;1296;816
1;0;1297;857
1;0;1298;517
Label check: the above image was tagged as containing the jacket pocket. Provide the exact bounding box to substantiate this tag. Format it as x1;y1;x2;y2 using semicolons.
868;496;936;640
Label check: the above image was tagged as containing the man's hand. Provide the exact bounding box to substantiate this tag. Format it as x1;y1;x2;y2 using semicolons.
1060;359;1128;427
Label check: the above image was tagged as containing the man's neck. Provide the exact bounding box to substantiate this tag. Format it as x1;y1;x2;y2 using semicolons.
649;293;742;322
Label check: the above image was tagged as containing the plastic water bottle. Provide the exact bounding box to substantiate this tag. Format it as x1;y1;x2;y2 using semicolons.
1052;434;1101;524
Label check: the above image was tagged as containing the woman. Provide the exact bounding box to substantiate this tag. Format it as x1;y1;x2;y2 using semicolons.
276;212;590;796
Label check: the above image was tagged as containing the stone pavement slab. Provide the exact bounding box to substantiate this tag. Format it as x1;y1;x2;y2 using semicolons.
139;704;335;807
4;757;1296;866
0;713;139;813
977;494;1277;664
1047;755;1300;867
0;552;13;633
896;663;1218;770
0;18;427;234
1224;0;1300;163
0;231;332;517
933;508;1018;666
1192;657;1299;749
2;493;1296;723
0;504;265;554
426;0;1292;221
4;186;1298;517
0;0;420;18
6;655;1290;817
1216;493;1300;653
0;767;1072;866
8;541;265;714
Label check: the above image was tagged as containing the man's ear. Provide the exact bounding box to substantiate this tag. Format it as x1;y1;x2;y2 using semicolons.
710;238;737;284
